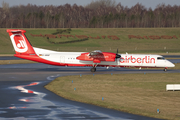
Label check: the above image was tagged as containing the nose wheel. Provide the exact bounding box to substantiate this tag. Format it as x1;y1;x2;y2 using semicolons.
164;67;167;72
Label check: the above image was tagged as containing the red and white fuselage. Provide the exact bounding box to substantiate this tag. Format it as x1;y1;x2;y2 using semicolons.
7;29;175;72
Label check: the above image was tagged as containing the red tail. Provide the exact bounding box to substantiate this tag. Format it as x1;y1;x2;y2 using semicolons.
7;29;35;55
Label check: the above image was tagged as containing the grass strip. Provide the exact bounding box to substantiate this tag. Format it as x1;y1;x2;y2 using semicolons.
45;73;180;120
2;28;180;54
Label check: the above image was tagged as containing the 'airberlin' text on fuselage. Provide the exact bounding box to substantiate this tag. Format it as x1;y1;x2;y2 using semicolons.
120;56;155;64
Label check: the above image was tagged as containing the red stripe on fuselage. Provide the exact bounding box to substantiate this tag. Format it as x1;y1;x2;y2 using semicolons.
14;54;92;67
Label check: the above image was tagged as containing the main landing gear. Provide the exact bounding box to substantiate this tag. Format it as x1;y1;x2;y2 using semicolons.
90;63;98;72
164;67;167;72
91;67;96;72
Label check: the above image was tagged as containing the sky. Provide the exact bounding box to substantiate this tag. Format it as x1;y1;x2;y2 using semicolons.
1;0;180;10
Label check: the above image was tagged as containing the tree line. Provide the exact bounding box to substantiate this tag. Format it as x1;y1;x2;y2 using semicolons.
1;0;180;28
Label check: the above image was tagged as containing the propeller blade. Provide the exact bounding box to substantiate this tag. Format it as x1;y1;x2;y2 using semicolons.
116;48;121;58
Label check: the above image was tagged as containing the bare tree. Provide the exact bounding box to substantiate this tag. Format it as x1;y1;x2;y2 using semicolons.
2;1;9;12
0;1;180;28
85;0;116;9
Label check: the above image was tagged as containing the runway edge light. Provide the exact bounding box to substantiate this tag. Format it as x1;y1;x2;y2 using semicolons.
157;109;160;113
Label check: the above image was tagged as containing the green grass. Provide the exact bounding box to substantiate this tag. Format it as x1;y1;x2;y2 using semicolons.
45;73;180;120
1;28;180;54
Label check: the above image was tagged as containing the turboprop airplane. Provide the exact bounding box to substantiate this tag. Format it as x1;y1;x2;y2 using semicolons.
7;29;175;72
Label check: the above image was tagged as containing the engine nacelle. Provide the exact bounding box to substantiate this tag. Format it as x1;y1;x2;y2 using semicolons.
76;52;117;62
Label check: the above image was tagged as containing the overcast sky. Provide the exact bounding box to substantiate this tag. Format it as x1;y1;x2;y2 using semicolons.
1;0;180;9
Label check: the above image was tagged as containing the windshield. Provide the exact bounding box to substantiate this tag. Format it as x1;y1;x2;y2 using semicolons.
157;57;165;60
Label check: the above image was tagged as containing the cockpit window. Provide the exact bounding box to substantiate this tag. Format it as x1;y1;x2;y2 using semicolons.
157;57;165;60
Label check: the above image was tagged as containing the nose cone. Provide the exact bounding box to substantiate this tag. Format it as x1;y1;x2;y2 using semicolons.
167;61;175;67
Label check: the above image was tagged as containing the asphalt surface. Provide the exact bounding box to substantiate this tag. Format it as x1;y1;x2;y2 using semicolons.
163;55;180;58
0;56;22;60
1;63;174;120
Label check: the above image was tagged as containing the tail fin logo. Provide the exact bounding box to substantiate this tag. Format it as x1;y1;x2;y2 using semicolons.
17;40;26;49
10;34;28;53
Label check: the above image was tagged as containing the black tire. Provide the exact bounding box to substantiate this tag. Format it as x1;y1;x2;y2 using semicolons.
91;68;96;72
164;68;167;72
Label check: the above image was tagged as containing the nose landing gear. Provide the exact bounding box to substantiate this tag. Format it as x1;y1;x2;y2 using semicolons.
164;67;167;72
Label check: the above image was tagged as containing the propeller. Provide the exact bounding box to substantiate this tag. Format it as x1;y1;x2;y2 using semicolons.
116;49;121;58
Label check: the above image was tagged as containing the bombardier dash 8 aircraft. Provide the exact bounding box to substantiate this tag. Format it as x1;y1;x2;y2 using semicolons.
7;29;175;72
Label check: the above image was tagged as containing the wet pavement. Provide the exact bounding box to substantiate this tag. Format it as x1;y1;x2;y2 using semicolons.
1;80;159;120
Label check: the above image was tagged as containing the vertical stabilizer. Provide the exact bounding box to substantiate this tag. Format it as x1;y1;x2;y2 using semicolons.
7;29;36;55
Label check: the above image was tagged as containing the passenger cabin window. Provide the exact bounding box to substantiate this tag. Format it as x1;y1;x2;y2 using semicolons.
157;57;165;60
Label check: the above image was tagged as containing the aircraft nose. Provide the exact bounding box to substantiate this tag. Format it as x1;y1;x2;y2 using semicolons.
171;63;175;67
167;61;175;67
